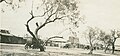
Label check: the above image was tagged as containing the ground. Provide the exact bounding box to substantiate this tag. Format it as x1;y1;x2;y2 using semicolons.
0;43;120;56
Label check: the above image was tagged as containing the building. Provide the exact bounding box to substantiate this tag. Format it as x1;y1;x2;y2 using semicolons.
0;29;26;44
47;36;67;48
68;36;79;48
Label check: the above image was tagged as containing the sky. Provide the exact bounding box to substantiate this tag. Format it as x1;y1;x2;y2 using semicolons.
0;0;120;44
80;0;120;30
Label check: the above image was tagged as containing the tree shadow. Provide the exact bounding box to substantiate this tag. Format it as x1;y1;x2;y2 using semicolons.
80;53;106;56
2;53;32;56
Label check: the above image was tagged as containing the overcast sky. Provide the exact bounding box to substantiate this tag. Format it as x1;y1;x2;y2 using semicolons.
80;0;120;29
0;0;120;44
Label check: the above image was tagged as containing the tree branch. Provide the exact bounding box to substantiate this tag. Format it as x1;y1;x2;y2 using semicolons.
34;6;53;17
25;24;35;38
45;10;58;23
0;0;12;4
4;0;12;4
25;10;35;38
26;5;53;39
27;10;34;24
47;16;65;23
36;22;39;27
34;9;58;35
0;0;4;2
91;37;96;43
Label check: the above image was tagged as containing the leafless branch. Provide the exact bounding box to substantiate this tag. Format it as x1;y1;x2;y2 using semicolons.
36;22;39;27
91;37;96;43
4;0;12;4
45;9;58;23
25;10;35;38
35;14;66;36
34;6;53;17
0;0;4;2
0;0;12;4
25;24;35;38
27;11;34;24
47;16;66;23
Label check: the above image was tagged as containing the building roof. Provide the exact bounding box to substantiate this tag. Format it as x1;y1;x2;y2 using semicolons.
50;38;67;42
0;32;14;36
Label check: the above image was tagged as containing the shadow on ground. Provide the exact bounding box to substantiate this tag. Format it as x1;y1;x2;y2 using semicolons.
80;53;107;56
1;51;120;56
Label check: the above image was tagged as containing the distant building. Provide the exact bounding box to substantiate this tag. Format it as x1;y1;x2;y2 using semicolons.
0;29;10;34
68;36;79;44
68;36;79;48
0;29;26;44
47;36;67;48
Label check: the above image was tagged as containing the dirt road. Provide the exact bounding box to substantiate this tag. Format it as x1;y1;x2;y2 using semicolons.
0;43;120;56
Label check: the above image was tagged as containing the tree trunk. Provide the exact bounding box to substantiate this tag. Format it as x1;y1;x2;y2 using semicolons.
112;43;115;54
88;47;94;54
111;38;116;54
88;37;93;54
34;32;45;51
39;44;45;51
104;44;110;53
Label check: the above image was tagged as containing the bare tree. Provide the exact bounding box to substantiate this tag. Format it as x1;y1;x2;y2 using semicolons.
24;0;81;51
98;30;110;53
84;27;100;54
99;29;120;54
1;0;82;51
110;29;120;54
103;35;112;53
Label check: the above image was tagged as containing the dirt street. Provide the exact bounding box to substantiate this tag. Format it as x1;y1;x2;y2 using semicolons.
0;43;120;56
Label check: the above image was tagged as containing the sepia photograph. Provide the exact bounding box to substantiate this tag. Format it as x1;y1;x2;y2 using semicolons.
0;0;120;56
